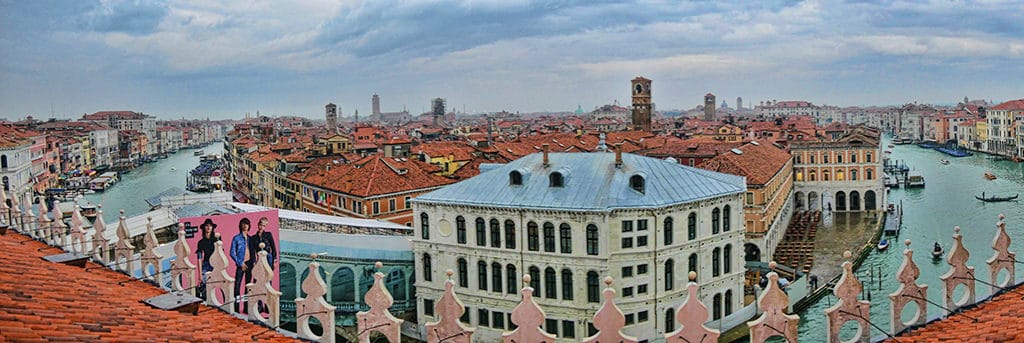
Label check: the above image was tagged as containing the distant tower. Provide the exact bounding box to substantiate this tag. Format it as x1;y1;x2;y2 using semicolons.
354;109;359;124
372;94;381;117
325;103;338;132
631;76;652;131
432;98;446;127
737;97;743;110
963;96;969;105
704;93;716;121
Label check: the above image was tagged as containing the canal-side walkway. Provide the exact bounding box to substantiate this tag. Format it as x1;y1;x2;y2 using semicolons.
808;211;882;281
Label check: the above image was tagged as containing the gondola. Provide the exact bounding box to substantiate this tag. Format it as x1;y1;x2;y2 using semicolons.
975;193;1019;202
877;239;890;251
932;242;944;259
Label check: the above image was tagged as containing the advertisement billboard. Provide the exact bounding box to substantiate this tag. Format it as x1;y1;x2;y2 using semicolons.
180;209;280;313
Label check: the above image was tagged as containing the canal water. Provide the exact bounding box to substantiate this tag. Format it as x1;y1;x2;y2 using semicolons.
83;144;224;223
794;138;1024;341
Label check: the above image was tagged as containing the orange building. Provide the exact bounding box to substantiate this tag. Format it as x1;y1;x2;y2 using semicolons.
790;126;884;212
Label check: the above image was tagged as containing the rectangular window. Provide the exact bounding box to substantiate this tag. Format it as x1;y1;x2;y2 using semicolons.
621;237;633;249
389;199;396;212
545;319;558;336
625;313;635;325
478;309;490;327
461;307;470;324
622;287;634;297
637;235;648;247
622;220;633;232
372;201;380;214
492;311;505;329
562;320;576;339
622;266;633;278
507;313;517;330
424;299;434;316
588;322;598;337
637;264;648;274
404;196;411;209
637;219;648;231
746;192;754;205
638;310;649;322
638;284;648;294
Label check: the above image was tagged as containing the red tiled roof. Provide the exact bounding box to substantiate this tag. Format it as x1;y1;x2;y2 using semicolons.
0;232;295;342
990;99;1024;111
889;285;1024;342
295;155;456;197
698;141;791;185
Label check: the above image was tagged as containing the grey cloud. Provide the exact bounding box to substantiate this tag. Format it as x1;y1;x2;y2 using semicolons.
79;0;169;35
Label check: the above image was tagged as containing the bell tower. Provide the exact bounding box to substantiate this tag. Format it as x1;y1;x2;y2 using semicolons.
631;76;652;131
325;103;338;133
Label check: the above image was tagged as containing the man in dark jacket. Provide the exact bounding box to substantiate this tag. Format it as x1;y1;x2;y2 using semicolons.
248;217;277;270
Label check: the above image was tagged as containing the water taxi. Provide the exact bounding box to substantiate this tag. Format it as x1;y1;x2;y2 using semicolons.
906;171;925;187
194;149;204;156
877;239;890;251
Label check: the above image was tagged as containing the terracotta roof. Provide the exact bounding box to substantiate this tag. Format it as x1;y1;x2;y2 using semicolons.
990;99;1024;111
294;155;456;197
889;284;1024;342
698;141;791;185
0;232;295;342
416;141;476;162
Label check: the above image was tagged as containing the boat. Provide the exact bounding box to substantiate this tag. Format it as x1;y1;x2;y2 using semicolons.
877;239;890;251
79;203;98;219
885;150;892;154
932;242;944;259
194;150;204;156
170;167;177;171
975;193;1019;202
887;144;895;148
984;172;997;180
940;159;949;165
906;171;925;188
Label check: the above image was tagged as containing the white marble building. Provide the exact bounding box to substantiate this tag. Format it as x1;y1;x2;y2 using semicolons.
411;149;748;342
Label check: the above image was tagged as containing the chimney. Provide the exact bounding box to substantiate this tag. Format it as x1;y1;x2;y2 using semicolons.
542;143;550;167
614;143;623;168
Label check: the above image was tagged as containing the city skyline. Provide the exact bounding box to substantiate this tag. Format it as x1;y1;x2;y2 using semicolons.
2;1;1023;120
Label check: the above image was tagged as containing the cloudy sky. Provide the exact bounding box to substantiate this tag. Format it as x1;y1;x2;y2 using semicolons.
1;0;1023;120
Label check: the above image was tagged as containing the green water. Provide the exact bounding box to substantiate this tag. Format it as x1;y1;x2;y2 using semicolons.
794;138;1024;341
82;144;224;223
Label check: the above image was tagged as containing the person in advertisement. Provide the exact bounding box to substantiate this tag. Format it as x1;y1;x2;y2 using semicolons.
195;218;219;299
230;217;252;312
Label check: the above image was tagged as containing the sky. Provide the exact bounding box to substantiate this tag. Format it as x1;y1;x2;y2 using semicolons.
1;0;1023;120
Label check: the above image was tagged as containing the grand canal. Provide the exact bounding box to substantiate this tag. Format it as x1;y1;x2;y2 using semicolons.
794;138;1024;341
82;143;224;223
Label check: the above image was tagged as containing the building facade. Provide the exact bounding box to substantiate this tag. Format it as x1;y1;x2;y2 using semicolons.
412;151;747;342
790;126;884;213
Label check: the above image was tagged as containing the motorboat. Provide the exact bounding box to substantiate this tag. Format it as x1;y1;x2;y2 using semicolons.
887;144;895;148
877;239;890;251
975;193;1019;202
984;172;997;180
170;167;177;171
194;150;204;156
932;242;944;259
940;159;949;165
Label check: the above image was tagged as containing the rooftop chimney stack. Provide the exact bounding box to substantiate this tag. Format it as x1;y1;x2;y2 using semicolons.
614;143;623;168
542;144;550;167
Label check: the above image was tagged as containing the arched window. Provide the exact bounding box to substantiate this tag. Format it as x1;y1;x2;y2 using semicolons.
688;213;697;240
492;262;502;293
509;170;523;185
823;170;830;181
712;247;721;277
544;267;557;299
795;154;802;164
504;220;516;249
713;293;722;320
809;154;816;164
851;153;857;163
529;266;541;293
457;258;468;287
823;153;830;164
587;271;600;303
851;169;858;181
809;172;817;181
688;253;698;282
866;152;873;163
422;253;433;282
475;218;486;246
866;169;873;180
664;217;674;245
630;175;645;193
330;267;355;302
490;218;501;248
837;154;843;163
528;221;539;251
0;155;6;168
725;290;734;315
280;263;297;300
561;269;574;300
549;172;564;188
420;213;430;240
477;261;488;290
2;176;8;191
722;205;731;232
665;259;675;291
456;216;466;244
712;207;721;234
559;223;572;254
724;244;732;274
586;224;599;255
506;264;517;294
543;222;555;252
666;308;676;332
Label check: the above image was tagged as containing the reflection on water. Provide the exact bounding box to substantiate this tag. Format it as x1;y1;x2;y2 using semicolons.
82;144;225;222
794;139;1024;341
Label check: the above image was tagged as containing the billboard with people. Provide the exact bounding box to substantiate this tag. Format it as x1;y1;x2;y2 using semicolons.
180;209;280;313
